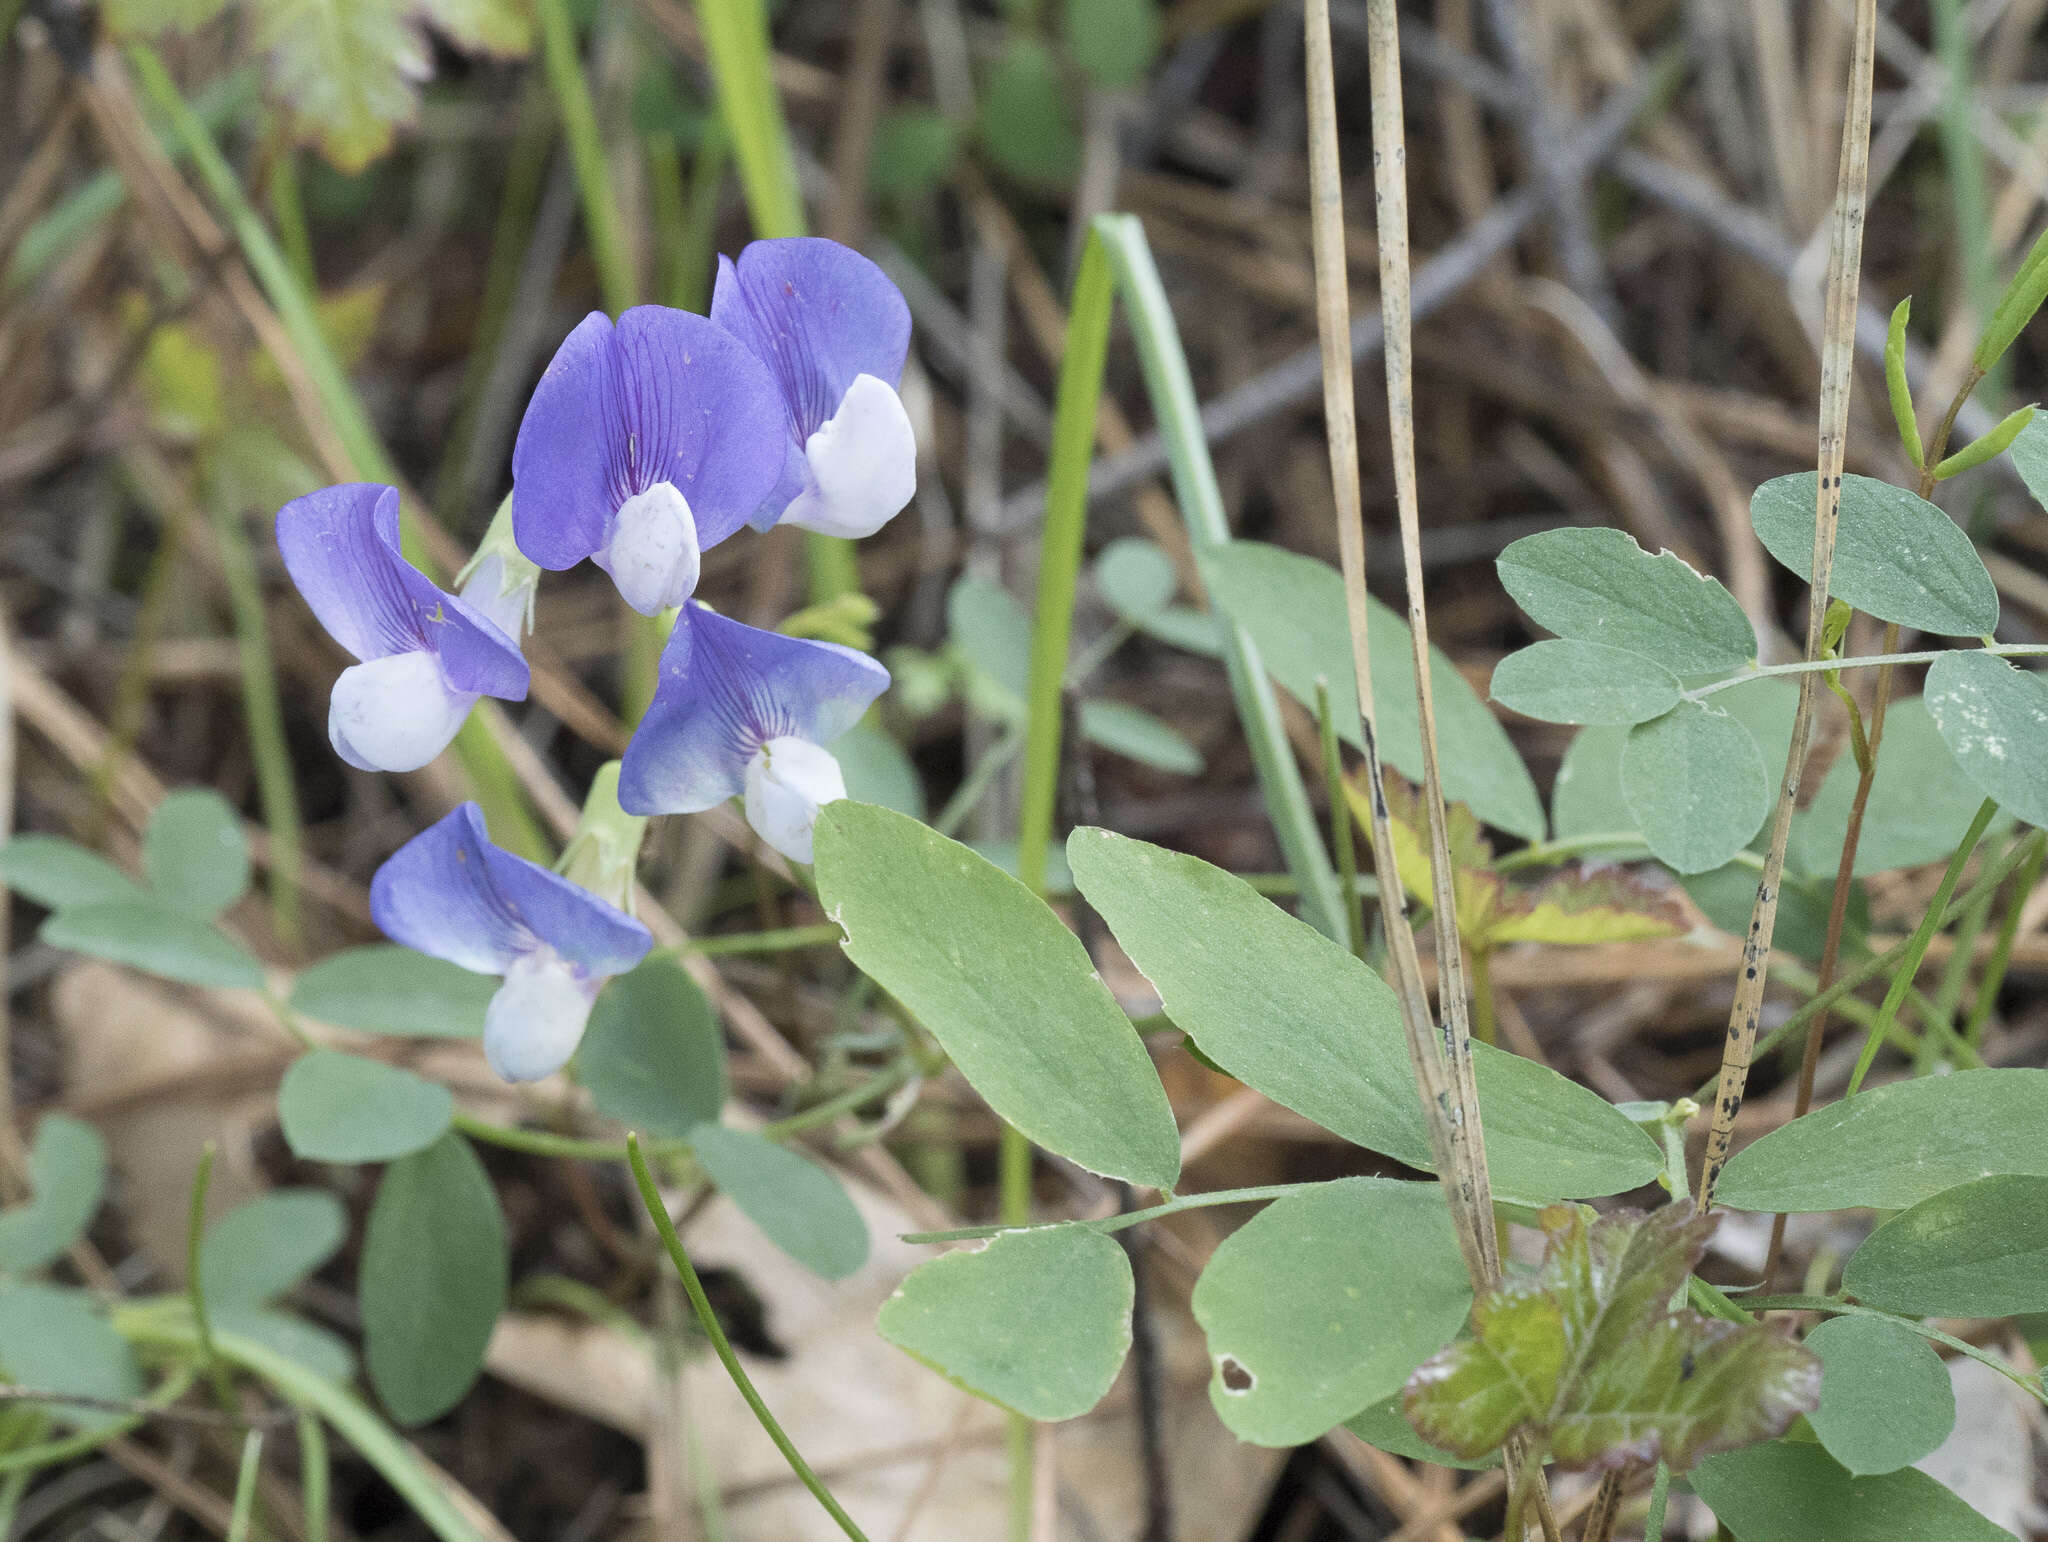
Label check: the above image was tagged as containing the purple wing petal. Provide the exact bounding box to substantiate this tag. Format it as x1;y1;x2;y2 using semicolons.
474;837;652;979
710;238;912;441
432;591;530;700
619;602;891;815
370;803;530;974
603;307;788;550
513;313;616;571
371;803;652;980
277;484;425;662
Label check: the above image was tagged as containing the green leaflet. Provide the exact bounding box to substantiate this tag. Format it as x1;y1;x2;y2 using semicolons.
1692;1441;2012;1541
0;1115;107;1276
1489;639;1682;727
1067;828;1661;1201
690;1125;868;1281
1495;526;1756;674
360;1134;506;1425
144;788;250;920
1190;1179;1472;1446
880;1228;1132;1420
1093;537;1178;622
577;958;727;1139
1077;700;1204;775
1804;1316;1955;1476
978;37;1082;189
0;836;147;911
816;804;1180;1190
289;945;496;1038
1843;1175;2048;1317
41;902;264;991
199;1189;348;1314
1621;701;1770;874
1750;473;1999;637
1716;1068;2048;1212
1202;540;1544;839
278;1051;454;1164
1925;651;2048;828
0;1282;144;1430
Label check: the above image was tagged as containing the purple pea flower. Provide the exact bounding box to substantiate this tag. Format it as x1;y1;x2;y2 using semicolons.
511;306;788;616
277;483;529;774
710;237;916;539
371;803;653;1082
619;602;889;863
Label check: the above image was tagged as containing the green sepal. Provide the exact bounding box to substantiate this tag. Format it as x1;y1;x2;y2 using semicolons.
1973;223;2048;375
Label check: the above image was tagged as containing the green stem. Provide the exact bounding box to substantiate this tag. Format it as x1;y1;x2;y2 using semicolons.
1963;833;2043;1048
1494;832;1648;872
226;1430;264;1542
1924;837;2001;1070
534;0;636;316
1687;643;2048;700
684;922;846;957
626;1135;871;1541
1688;828;2045;1105
185;1143;228;1403
267;142;314;295
1316;678;1364;957
1845;798;1998;1096
1090;214;1346;938
210;483;304;949
903;1182;1323;1244
298;1407;330;1542
1934;0;2000;398
0;1367;196;1474
1642;1462;1671;1542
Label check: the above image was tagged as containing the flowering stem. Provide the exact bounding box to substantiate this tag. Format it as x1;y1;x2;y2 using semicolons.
626;1134;872;1541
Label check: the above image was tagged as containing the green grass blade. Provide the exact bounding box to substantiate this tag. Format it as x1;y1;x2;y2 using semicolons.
535;0;636;316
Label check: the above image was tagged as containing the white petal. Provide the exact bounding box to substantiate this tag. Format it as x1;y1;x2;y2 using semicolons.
780;373;917;539
458;552;535;643
328;650;472;772
743;736;848;863
601;481;701;615
483;949;597;1082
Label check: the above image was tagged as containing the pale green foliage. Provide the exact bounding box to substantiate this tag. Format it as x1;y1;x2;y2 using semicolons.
278;1051;454;1164
1495;527;1755;674
0;1116;107;1276
1804;1316;1955;1475
1402;1205;1819;1473
1692;1440;2012;1540
1076;700;1203;775
361;1134;507;1425
815;803;1181;1190
42;902;264;989
1716;1068;2048;1212
199;1190;348;1314
979;38;1082;188
578;958;727;1139
691;1126;869;1280
0;1284;144;1430
289;945;496;1038
0;836;148;911
1190;1180;1471;1446
1490;638;1681;726
1621;702;1770;874
1926;651;2048;828
880;1228;1132;1420
144;789;251;919
1843;1174;2048;1317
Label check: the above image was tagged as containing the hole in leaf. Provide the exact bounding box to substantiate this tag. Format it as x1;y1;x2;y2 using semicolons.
1218;1355;1255;1394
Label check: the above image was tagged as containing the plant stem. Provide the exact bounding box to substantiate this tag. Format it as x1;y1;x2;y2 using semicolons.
626;1135;871;1541
684;923;845;958
185;1142;229;1405
903;1182;1344;1244
1844;798;1998;1096
226;1430;264;1542
1686;641;2048;699
534;0;635;317
298;1408;330;1542
1962;833;2044;1047
1315;678;1364;957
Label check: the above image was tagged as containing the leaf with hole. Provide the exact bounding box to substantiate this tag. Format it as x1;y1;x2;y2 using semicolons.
817;804;1180;1190
1750;473;1999;636
0;836;148;912
0;1283;144;1429
1804;1315;1955;1476
278;1051;453;1164
1067;828;1660;1200
1715;1068;2048;1212
1490;639;1682;726
360;1133;506;1424
880;1226;1132;1420
200;1189;347;1313
1925;650;2048;829
1842;1174;2048;1317
1079;700;1203;774
1402;1204;1819;1473
1622;701;1771;874
144;788;250;919
577;957;726;1140
1189;1179;1472;1446
289;945;495;1037
1203;540;1543;839
1691;1440;2011;1540
40;902;264;990
1496;526;1756;674
690;1125;868;1280
0;1115;106;1275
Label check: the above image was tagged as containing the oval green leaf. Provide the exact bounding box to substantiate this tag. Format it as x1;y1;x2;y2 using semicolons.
1067;828;1660;1200
1203;541;1544;839
144;788;250;918
360;1133;507;1425
278;1051;454;1164
1750;473;1999;636
689;1124;868;1280
879;1226;1132;1420
0;1282;143;1429
1490;639;1682;726
1843;1174;2048;1317
1716;1068;2048;1212
1095;537;1177;622
0;836;148;911
578;957;726;1139
216;1305;357;1385
1496;526;1757;674
1692;1440;2008;1541
1804;1315;1955;1476
0;1114;106;1275
41;902;263;990
1550;726;1644;849
200;1189;348;1313
816;803;1180;1190
1925;650;2048;828
1079;699;1204;774
1190;1179;1472;1447
1622;701;1770;874
289;945;496;1038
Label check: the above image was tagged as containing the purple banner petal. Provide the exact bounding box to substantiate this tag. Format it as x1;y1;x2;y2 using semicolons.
513;314;615;570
